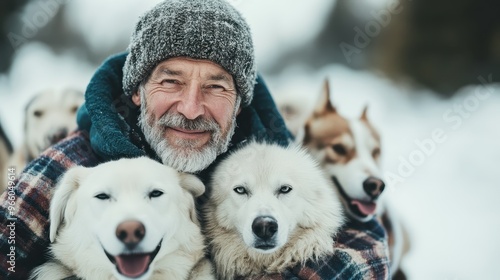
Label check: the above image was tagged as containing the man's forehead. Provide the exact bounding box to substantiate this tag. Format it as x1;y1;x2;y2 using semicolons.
153;57;233;82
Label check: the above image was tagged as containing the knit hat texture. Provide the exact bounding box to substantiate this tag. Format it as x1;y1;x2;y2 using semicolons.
123;0;256;107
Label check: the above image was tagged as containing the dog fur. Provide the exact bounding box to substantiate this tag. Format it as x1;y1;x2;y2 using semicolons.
203;142;344;280
299;80;409;279
8;88;84;175
30;157;214;280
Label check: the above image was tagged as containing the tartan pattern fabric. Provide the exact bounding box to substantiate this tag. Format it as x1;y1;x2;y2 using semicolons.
0;131;389;279
0;131;101;280
238;219;390;280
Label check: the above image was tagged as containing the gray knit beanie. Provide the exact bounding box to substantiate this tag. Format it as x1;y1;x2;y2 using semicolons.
123;0;256;107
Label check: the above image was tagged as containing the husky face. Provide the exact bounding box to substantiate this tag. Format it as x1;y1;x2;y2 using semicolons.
302;80;385;222
209;142;342;254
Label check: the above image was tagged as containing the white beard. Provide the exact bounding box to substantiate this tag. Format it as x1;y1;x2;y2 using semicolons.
138;90;239;173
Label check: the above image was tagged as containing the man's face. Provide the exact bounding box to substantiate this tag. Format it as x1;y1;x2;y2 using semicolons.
132;57;241;172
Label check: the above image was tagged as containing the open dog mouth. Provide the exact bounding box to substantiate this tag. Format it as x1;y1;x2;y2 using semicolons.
104;241;162;278
331;177;377;218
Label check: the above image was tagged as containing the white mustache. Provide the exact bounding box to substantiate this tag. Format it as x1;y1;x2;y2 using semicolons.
155;112;220;133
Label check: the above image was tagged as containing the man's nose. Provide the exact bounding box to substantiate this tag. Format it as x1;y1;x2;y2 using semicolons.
176;85;205;120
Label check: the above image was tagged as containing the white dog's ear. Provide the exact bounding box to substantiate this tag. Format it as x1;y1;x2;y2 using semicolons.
179;173;205;198
179;173;205;226
49;166;89;243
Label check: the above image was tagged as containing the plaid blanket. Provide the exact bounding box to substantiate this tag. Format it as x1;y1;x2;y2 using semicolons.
238;219;389;280
0;131;389;279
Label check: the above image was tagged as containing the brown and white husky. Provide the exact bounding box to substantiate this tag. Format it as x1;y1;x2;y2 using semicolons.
292;80;410;280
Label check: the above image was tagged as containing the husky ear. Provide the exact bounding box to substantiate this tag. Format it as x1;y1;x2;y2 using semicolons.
313;79;335;116
49;166;89;243
360;105;369;121
179;173;205;198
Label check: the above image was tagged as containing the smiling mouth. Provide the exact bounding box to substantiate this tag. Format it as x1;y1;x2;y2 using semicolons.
169;127;208;134
166;127;211;141
104;241;162;279
331;177;377;218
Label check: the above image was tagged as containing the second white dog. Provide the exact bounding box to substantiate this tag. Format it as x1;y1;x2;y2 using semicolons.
203;142;344;280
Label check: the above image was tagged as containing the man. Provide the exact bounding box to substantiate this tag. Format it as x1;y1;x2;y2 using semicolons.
0;0;389;279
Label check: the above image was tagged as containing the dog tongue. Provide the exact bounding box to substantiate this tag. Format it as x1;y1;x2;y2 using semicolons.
115;254;150;278
351;200;377;216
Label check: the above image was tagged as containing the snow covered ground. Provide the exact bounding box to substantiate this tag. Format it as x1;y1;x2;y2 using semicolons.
1;1;499;279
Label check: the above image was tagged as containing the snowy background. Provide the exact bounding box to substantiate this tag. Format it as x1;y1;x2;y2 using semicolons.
1;0;500;279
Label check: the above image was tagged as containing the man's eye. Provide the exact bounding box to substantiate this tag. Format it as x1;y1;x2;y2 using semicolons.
205;84;225;91
162;79;180;86
208;84;223;88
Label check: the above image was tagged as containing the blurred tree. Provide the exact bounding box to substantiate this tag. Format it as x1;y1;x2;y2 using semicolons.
376;0;500;95
266;0;500;97
0;0;122;74
0;0;30;73
264;0;369;74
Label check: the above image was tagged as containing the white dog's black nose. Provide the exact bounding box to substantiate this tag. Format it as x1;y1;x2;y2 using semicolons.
48;128;68;144
363;177;385;199
252;216;278;240
116;220;146;249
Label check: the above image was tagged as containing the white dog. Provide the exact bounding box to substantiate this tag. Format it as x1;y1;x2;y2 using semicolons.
203;142;344;280
8;89;84;173
30;157;214;280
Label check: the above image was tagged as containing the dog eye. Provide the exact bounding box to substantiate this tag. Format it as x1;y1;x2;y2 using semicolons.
372;147;381;158
70;106;79;114
279;185;292;194
149;190;164;198
33;110;43;118
233;186;247;195
94;193;110;200
332;144;347;156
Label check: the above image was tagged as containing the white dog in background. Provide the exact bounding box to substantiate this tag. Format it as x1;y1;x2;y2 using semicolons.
203;142;344;280
30;157;214;280
8;89;84;173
